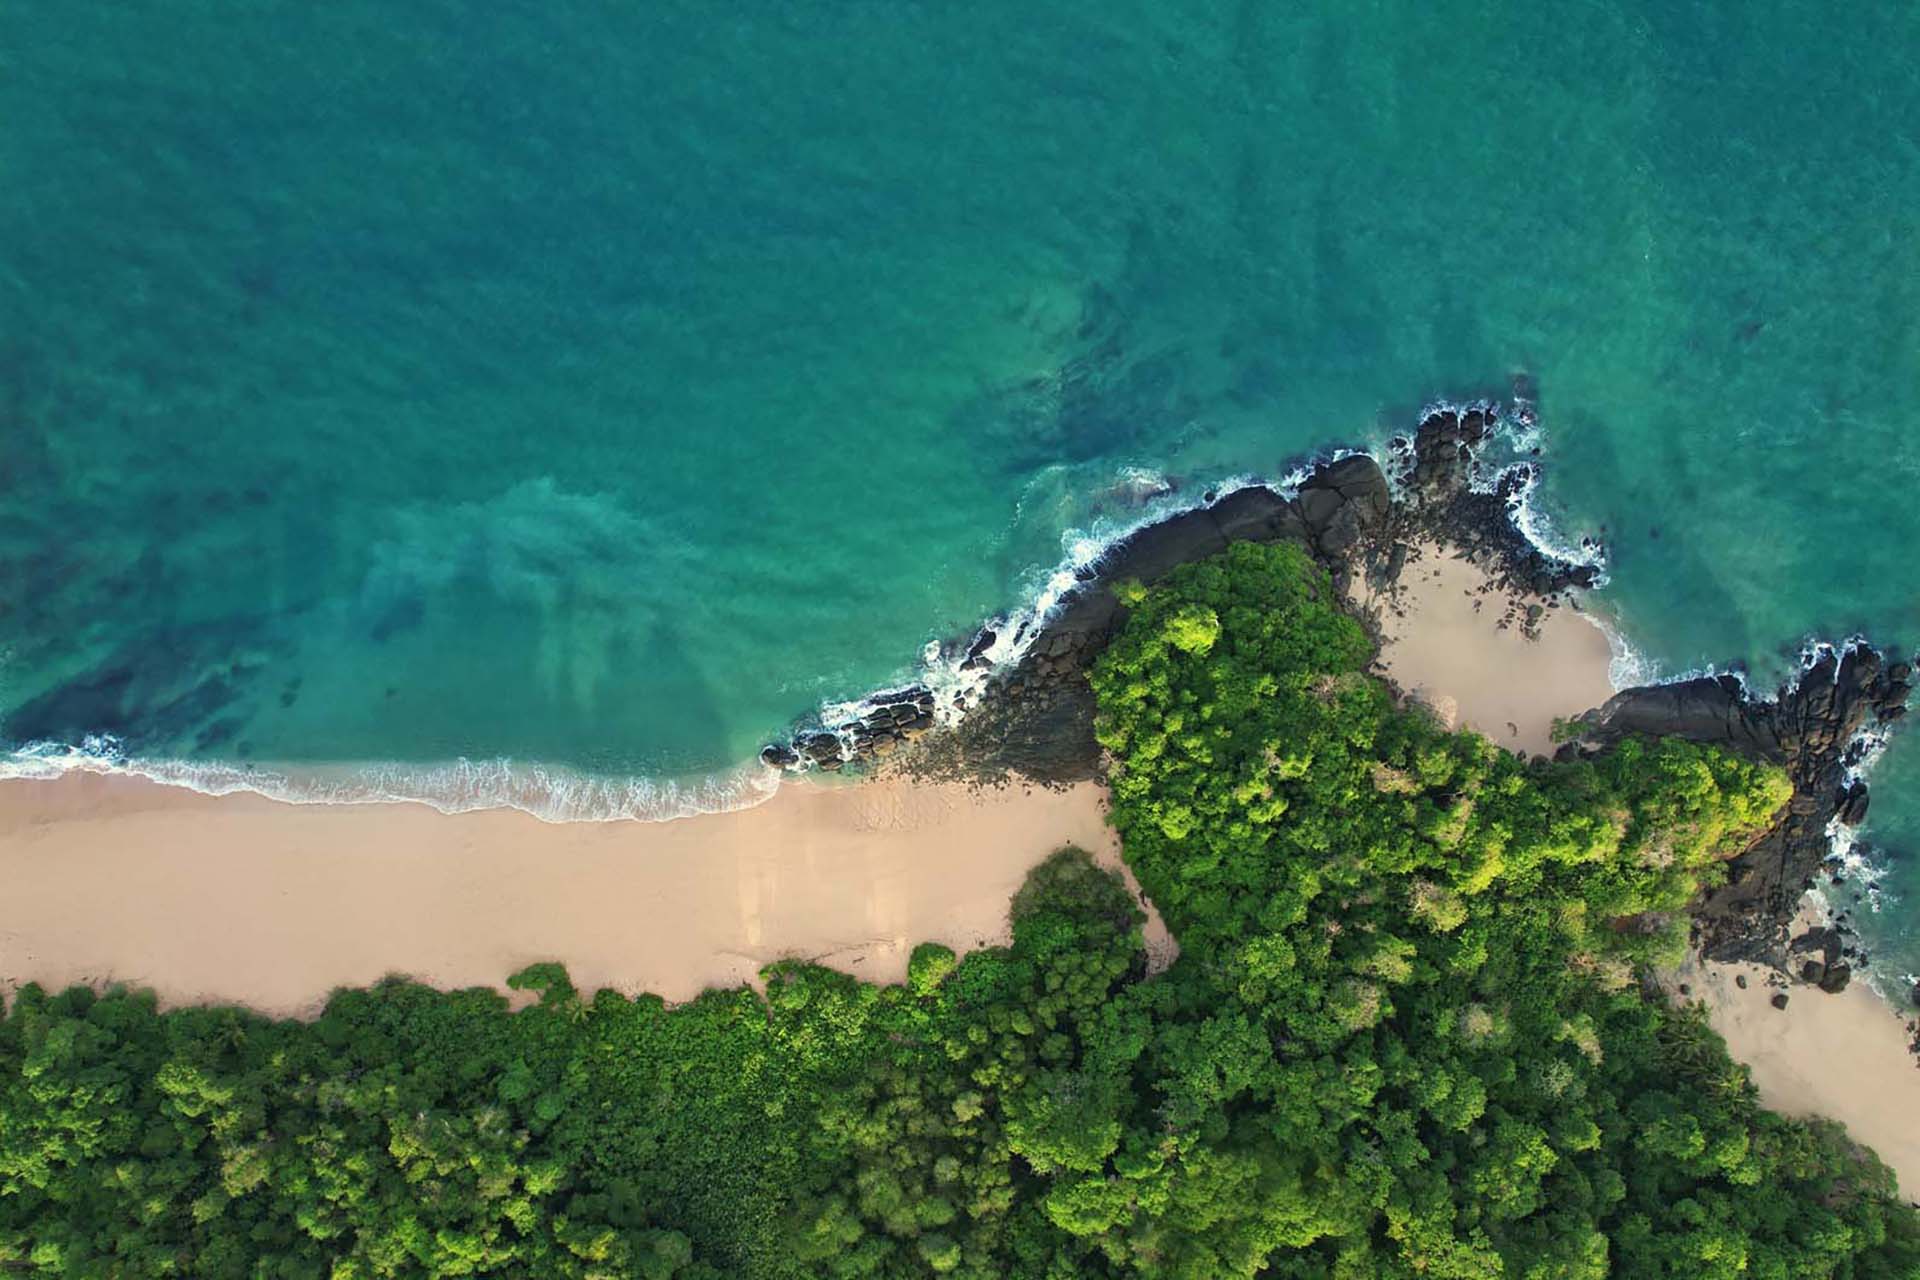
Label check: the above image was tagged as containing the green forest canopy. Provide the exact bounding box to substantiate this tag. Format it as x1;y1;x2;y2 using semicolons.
5;540;1917;1278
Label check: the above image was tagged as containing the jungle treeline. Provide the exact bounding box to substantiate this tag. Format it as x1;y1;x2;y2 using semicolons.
5;541;1916;1278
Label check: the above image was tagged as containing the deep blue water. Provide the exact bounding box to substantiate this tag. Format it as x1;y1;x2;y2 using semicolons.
5;0;1920;948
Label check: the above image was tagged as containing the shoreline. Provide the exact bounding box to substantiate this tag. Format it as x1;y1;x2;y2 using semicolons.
769;399;1603;778
5;399;1918;1197
0;769;1170;1017
6;402;1903;847
0;745;786;826
1345;538;1615;757
1676;945;1920;1198
3;402;1587;814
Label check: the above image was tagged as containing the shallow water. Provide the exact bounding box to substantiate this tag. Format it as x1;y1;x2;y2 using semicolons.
5;0;1919;843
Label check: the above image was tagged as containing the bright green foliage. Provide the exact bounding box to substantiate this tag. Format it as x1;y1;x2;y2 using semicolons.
1085;541;1904;1277
3;540;1914;1277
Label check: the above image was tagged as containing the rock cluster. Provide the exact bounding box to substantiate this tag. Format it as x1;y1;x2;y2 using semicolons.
760;688;935;771
1790;927;1857;993
760;401;1913;989
1386;404;1600;598
757;454;1403;780
916;460;1401;784
761;400;1595;779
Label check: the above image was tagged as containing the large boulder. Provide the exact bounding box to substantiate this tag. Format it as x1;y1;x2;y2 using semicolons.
1297;456;1391;557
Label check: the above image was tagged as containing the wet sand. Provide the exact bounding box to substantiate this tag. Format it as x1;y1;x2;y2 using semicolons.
9;536;1912;1200
0;770;1170;1017
1347;541;1616;756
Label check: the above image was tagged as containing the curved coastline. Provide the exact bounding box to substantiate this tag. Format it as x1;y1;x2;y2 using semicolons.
6;400;1920;1197
6;398;1910;877
0;401;1577;822
766;399;1605;778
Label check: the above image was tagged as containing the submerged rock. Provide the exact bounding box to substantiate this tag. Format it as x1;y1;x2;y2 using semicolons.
759;743;801;769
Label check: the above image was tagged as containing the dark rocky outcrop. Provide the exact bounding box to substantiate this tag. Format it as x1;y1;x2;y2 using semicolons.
1574;645;1912;965
905;461;1397;784
1385;404;1600;599
1837;779;1871;827
760;689;938;772
773;403;1574;782
763;401;1624;779
1790;926;1843;967
758;399;1910;985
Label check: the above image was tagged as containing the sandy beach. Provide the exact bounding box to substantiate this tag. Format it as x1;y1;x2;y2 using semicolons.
1348;541;1616;757
1678;939;1920;1197
6;529;1915;1204
0;770;1169;1017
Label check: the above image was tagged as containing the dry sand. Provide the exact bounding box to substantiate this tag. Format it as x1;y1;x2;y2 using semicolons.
1676;931;1920;1198
0;770;1170;1017
1347;540;1616;756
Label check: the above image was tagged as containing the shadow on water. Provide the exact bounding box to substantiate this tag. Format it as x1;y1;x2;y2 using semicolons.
0;616;275;759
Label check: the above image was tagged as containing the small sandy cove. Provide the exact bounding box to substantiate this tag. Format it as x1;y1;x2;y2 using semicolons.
0;771;1169;1016
1675;929;1920;1198
1360;541;1920;1195
1347;540;1616;757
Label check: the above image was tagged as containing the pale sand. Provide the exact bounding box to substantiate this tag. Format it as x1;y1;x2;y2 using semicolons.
0;771;1171;1017
1675;924;1920;1198
1347;541;1616;756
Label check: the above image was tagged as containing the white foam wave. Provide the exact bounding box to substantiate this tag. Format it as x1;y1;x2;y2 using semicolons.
1390;397;1608;585
0;413;1744;825
1;736;782;825
813;459;1332;741
812;425;1592;748
1498;466;1609;583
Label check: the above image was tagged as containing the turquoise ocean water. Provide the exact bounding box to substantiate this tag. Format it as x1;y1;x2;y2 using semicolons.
6;4;1920;966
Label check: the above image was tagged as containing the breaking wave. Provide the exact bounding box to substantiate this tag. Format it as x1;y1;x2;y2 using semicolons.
1;736;782;824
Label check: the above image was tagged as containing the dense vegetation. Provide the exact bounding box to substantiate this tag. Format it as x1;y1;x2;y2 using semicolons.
6;540;1917;1278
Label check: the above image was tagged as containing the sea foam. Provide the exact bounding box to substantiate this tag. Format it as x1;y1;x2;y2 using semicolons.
812;450;1387;743
0;736;782;825
0;411;1779;825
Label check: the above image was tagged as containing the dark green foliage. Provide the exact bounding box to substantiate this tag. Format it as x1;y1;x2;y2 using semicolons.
5;540;1916;1277
1084;541;1913;1278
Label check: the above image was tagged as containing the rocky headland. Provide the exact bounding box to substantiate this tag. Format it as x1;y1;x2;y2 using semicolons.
1572;647;1911;971
762;401;1914;973
766;402;1581;780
